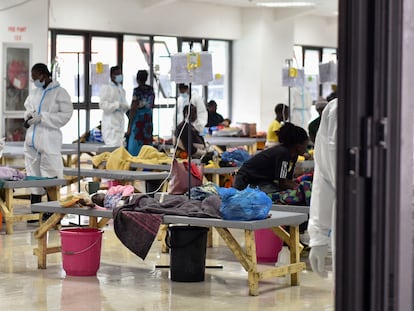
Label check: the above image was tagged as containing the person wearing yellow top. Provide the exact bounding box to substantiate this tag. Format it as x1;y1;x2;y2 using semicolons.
265;103;289;148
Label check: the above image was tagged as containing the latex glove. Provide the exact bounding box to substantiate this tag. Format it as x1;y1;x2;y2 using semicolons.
309;244;329;278
27;113;41;126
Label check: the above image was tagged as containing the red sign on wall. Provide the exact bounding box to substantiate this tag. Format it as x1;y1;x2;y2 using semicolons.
8;26;27;41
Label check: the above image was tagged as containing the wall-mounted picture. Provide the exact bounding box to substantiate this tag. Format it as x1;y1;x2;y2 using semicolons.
4;45;30;112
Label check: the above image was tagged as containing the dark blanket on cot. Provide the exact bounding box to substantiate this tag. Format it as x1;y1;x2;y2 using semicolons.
112;195;222;260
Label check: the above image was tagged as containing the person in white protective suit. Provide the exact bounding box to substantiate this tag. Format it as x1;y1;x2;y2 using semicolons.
99;66;129;147
308;98;338;278
173;83;207;135
23;63;73;207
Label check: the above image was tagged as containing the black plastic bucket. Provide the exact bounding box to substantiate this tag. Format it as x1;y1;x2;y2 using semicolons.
167;226;208;282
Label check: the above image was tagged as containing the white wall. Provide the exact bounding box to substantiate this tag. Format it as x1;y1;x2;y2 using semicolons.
233;9;337;132
294;15;338;47
0;0;49;138
233;9;294;132
49;0;242;40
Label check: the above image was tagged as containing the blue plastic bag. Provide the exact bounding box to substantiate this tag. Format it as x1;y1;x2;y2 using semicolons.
221;149;251;166
88;127;104;143
218;186;272;221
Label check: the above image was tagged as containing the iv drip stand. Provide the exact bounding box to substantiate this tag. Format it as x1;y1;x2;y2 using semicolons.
60;51;96;225
187;42;194;200
285;58;293;121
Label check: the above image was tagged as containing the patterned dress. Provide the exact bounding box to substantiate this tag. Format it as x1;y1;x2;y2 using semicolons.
127;84;155;156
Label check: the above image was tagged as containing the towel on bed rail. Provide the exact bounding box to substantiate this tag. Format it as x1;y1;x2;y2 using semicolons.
112;195;222;260
127;194;222;218
113;207;162;260
92;145;172;170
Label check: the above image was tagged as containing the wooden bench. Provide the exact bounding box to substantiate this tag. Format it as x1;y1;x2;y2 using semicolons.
1;141;82;168
63;167;169;181
204;136;259;155
156;200;311;252
103;162;239;186
0;178;67;234
63;167;170;191
31;201;307;296
61;143;118;167
62;143;118;154
272;204;309;214
86;158;238;187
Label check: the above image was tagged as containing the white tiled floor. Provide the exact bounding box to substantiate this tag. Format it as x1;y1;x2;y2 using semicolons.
0;202;334;311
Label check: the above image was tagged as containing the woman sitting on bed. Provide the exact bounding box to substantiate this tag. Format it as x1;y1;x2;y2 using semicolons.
233;122;312;205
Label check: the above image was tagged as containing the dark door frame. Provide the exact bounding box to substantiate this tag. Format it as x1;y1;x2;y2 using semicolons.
336;0;413;310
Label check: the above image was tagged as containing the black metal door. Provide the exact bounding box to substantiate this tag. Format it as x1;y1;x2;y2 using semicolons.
336;0;413;310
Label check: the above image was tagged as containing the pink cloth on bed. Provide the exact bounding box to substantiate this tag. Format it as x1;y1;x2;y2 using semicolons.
107;185;134;196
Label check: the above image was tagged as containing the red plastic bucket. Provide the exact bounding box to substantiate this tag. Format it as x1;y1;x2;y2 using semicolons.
60;228;103;276
254;228;283;263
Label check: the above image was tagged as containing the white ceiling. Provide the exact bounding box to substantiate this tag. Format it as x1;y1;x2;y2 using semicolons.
184;0;338;16
0;0;338;17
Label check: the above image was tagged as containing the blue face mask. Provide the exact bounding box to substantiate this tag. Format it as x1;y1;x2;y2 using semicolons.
114;74;123;83
33;79;45;88
180;93;189;101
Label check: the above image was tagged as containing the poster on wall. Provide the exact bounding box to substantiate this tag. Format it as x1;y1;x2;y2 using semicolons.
3;45;30;112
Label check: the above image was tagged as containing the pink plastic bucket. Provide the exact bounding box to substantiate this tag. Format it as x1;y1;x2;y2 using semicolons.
254;228;283;263
60;228;103;276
